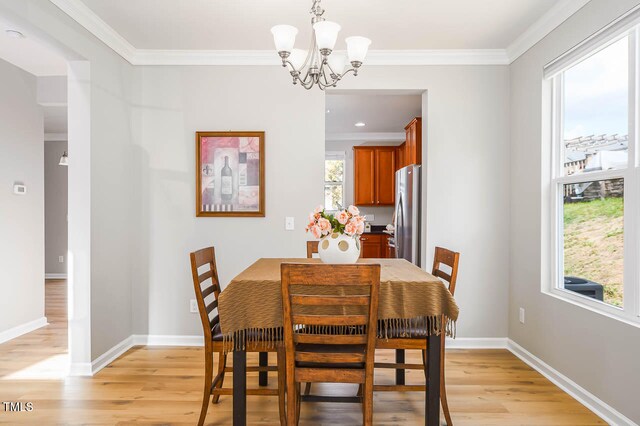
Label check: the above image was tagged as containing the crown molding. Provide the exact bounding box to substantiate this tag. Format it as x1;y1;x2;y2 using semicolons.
506;0;591;63
326;132;406;142
131;49;510;66
49;0;136;62
50;0;587;66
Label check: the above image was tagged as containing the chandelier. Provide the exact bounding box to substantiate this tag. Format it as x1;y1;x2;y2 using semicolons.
270;0;371;91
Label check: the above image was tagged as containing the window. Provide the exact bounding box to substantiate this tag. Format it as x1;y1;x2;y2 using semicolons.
547;16;640;323
324;152;345;212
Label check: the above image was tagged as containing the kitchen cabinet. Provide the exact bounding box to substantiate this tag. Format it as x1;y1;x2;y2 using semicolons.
353;147;396;206
360;233;383;258
404;117;422;166
395;142;406;171
385;235;396;259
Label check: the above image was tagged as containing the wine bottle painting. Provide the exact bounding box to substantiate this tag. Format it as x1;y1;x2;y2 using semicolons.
196;132;265;217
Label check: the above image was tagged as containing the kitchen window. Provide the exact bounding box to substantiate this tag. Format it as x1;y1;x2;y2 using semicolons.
545;10;640;323
324;152;345;212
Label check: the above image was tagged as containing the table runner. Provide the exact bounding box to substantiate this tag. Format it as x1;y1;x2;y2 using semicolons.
218;258;459;351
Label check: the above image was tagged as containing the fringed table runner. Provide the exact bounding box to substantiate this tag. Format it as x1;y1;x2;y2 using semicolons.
218;258;459;352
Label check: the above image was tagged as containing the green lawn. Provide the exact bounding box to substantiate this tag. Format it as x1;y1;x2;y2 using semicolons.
563;197;624;307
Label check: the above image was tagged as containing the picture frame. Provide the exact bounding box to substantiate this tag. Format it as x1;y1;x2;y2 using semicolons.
196;131;265;217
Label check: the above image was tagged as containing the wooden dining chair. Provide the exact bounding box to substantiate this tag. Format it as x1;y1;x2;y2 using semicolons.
281;263;381;425
375;247;460;426
306;240;319;258
190;247;286;426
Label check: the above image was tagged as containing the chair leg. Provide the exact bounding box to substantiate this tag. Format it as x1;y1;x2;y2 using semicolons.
211;351;227;404
395;349;405;385
303;382;311;395
286;366;297;425
198;348;214;426
277;346;286;426
440;337;453;426
295;382;301;426
362;378;373;426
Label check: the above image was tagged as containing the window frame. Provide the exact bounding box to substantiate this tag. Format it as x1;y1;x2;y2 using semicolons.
324;151;346;213
547;27;640;325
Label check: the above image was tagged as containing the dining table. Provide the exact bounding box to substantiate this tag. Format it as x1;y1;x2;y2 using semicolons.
218;257;459;426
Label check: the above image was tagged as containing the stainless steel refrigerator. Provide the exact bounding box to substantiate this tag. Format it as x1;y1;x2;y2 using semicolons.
393;165;421;266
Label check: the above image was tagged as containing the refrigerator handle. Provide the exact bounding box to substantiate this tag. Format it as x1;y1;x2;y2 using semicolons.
395;193;404;259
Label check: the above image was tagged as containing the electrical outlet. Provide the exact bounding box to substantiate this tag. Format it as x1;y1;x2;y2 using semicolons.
285;217;295;231
519;307;525;324
364;214;375;221
58;255;64;263
190;299;198;313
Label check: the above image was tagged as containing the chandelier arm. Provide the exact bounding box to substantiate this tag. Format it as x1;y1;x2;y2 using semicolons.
275;0;366;90
339;68;358;79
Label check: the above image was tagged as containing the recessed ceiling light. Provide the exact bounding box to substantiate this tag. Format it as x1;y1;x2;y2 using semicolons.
326;109;330;113
5;30;25;39
355;122;366;127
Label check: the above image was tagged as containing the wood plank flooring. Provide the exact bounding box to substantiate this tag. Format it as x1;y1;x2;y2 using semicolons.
0;280;605;425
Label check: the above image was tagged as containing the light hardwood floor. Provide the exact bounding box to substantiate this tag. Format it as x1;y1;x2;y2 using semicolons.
0;280;605;425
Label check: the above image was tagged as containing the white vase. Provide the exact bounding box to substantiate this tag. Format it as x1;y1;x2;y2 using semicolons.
318;233;361;264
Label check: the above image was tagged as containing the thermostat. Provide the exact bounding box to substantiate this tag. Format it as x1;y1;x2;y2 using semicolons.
13;184;27;195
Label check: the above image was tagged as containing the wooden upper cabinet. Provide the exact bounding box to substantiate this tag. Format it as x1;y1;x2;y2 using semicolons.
395;142;406;171
354;147;376;205
404;117;422;165
354;146;395;206
375;148;396;205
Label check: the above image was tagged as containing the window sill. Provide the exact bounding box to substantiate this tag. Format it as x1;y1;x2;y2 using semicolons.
542;288;640;329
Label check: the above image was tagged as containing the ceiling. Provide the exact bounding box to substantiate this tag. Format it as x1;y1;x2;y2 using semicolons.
80;0;560;51
326;94;421;136
0;20;67;76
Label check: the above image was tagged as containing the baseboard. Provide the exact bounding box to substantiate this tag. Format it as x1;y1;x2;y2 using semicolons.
91;335;135;375
445;337;508;349
0;317;48;344
45;273;67;280
68;362;92;376
132;334;204;346
507;339;637;426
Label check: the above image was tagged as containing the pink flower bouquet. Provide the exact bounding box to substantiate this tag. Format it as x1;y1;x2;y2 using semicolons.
306;205;365;239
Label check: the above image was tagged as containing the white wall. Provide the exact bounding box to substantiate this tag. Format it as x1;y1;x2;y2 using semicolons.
509;0;640;422
325;139;401;226
334;67;511;338
130;66;325;335
130;65;510;340
0;0;136;362
0;57;44;334
44;140;67;275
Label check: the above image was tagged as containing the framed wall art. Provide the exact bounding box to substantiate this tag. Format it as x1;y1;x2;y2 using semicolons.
196;131;265;217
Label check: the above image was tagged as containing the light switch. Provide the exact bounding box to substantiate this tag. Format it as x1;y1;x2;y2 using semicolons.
285;217;295;231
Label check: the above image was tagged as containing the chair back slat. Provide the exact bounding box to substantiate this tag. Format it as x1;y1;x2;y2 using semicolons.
306;241;319;258
295;351;366;364
190;247;222;343
292;314;369;326
431;246;460;296
198;270;214;283
281;263;380;386
201;284;216;299
294;333;368;345
206;299;218;315
291;295;369;306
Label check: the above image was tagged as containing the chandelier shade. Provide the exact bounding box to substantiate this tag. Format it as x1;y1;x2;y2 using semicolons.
346;36;372;63
313;21;341;52
327;54;347;75
270;25;298;53
288;48;308;70
271;0;370;91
